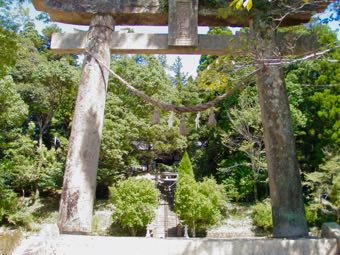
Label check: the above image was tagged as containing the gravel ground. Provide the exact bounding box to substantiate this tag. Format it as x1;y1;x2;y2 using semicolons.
207;215;255;238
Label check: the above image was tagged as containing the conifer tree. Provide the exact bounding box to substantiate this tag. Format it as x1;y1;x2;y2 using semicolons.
178;151;194;178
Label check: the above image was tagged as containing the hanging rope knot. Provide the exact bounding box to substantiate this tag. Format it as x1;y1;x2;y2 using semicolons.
168;112;175;129
152;108;161;125
208;109;217;127
195;112;201;130
179;115;187;135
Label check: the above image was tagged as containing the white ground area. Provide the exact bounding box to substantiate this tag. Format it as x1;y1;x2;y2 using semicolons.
12;225;337;255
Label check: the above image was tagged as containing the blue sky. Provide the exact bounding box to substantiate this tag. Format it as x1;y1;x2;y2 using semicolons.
27;3;339;78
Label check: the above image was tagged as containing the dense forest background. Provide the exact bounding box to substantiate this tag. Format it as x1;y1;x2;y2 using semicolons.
0;0;339;231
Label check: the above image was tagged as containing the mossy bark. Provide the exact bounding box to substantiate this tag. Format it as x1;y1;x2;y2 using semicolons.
58;14;114;234
252;16;308;238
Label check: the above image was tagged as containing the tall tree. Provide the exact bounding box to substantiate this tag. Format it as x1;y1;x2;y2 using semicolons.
222;86;266;202
11;23;79;148
0;76;28;152
170;57;188;91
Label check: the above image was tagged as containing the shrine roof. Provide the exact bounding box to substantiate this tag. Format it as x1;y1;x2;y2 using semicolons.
32;0;329;27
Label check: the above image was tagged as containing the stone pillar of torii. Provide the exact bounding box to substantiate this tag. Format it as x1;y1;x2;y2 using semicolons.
33;0;329;238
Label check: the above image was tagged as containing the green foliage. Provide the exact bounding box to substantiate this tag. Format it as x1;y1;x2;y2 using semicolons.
220;86;267;202
0;0;29;32
109;177;159;236
0;76;28;133
309;88;340;145
304;199;338;227
198;177;226;224
175;175;200;231
178;151;194;177
175;153;225;237
11;29;79;148
304;154;340;225
282;25;340;172
170;56;187;90
304;153;339;203
0;169;33;226
0;15;71;226
2;123;64;194
252;199;272;232
230;0;253;11
197;55;253;92
100;55;186;183
330;174;340;207
0;28;17;77
196;24;339;210
21;21;45;50
0;185;18;223
197;27;233;73
285;72;308;132
304;154;340;227
218;157;255;201
305;204;318;226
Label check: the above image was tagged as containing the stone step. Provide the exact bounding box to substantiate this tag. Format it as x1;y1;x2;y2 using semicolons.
149;201;180;238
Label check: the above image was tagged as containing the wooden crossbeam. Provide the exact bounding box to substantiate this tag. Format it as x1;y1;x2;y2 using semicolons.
32;0;329;27
51;32;318;56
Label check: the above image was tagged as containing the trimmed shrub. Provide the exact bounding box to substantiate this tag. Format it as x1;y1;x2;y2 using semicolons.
109;177;159;236
252;199;272;232
175;152;225;237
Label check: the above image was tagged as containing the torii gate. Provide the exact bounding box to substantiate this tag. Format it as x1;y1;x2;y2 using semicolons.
33;0;329;238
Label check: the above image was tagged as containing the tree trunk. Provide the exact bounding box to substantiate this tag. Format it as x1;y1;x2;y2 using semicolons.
38;128;43;149
37;115;52;149
253;171;258;202
129;227;137;236
251;151;258;202
251;17;308;238
192;222;196;238
37;119;43;149
34;188;40;200
58;14;114;234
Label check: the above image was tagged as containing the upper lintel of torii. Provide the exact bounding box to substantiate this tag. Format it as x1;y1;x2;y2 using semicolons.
32;0;329;27
34;0;331;56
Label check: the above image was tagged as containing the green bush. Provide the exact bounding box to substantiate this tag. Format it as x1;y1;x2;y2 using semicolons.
217;157;257;202
0;186;18;222
305;200;338;227
305;204;319;226
252;199;272;232
175;153;225;237
109;177;159;236
330;174;340;207
0;185;32;226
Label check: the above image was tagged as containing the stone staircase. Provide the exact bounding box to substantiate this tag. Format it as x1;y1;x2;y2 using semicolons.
166;203;179;237
150;199;179;238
